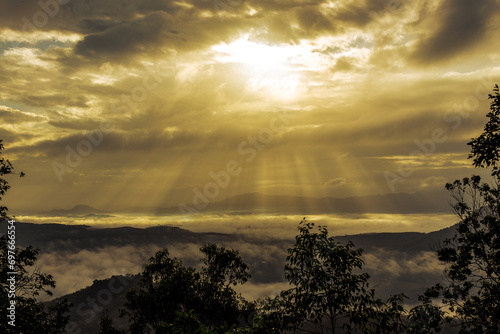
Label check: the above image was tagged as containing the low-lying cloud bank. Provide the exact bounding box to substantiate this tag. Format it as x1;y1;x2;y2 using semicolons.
8;215;455;303
37;242;446;303
18;212;457;238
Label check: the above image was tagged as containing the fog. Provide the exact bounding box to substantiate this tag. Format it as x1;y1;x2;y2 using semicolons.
17;213;456;303
19;212;456;237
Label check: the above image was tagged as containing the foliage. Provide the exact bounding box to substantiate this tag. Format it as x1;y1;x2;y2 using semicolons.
263;218;410;334
352;293;409;334
432;176;500;333
427;85;500;333
197;244;251;327
0;235;71;333
99;312;127;334
406;291;444;334
0;139;69;333
0;139;24;219
122;244;252;333
257;219;452;334
468;84;500;176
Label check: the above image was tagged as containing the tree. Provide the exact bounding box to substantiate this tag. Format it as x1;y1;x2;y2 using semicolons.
433;176;500;333
468;85;500;176
429;85;500;333
122;244;252;333
259;219;447;334
197;243;252;328
0;139;24;219
264;218;404;334
0;139;70;333
405;291;444;334
0;235;71;333
99;312;127;334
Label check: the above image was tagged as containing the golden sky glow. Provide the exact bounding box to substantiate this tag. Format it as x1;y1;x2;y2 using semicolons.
1;0;500;213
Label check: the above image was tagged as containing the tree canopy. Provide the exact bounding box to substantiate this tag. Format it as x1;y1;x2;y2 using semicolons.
0;139;69;333
427;87;500;333
0;139;24;219
468;85;500;176
0;236;71;333
121;244;253;333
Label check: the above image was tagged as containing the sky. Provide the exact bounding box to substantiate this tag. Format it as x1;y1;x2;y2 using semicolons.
1;0;500;213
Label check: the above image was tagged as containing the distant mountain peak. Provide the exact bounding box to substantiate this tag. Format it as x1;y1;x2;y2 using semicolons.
47;204;104;216
69;204;99;211
151;189;451;215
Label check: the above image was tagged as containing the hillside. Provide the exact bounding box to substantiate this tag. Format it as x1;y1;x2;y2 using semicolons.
45;275;141;334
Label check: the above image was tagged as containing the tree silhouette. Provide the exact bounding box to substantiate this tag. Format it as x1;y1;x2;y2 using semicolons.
429;86;500;333
122;244;253;333
0;235;71;333
257;219;449;334
0;139;24;219
99;312;127;334
263;219;409;334
468;85;500;176
0;139;70;333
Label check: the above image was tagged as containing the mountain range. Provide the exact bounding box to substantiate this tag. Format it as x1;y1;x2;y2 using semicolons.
40;190;453;216
29;220;456;333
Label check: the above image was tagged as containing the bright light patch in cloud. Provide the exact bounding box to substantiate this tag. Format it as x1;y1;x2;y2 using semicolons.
211;35;312;99
211;35;302;70
248;73;303;100
0;29;81;44
3;47;52;68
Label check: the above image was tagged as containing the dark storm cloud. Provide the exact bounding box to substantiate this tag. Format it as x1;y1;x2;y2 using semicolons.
251;0;325;12
0;0;43;30
295;6;336;33
77;19;121;34
70;8;255;62
0;0;254;36
254;0;405;43
334;0;396;27
74;12;174;60
11;127;236;159
0;0;179;32
0;128;25;144
0;0;410;64
413;0;498;63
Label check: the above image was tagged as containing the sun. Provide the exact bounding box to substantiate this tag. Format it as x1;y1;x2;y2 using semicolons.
212;35;293;70
211;35;305;99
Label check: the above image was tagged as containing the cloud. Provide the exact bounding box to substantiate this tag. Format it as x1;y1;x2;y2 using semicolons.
37;245;159;300
295;6;336;34
0;0;178;32
74;12;174;61
412;0;498;63
0;106;45;123
2;1;498;318
332;57;354;71
1;0;499;212
418;176;449;190
35;236;290;300
363;249;446;300
323;177;347;187
333;0;397;27
0;128;25;144
33;229;449;303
